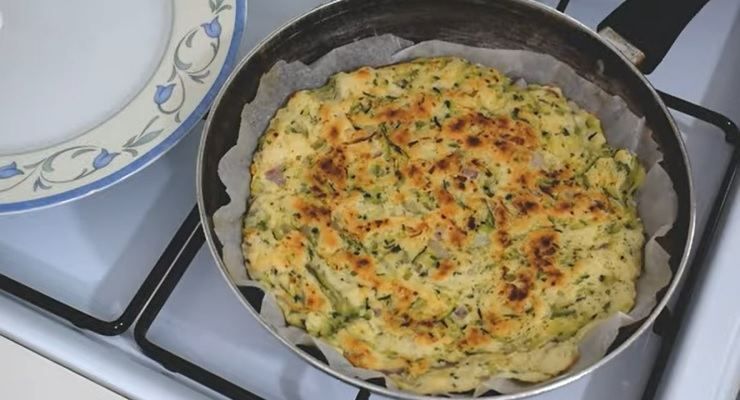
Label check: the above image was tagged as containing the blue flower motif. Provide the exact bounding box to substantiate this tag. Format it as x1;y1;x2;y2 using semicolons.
0;162;23;179
153;83;176;105
93;149;118;170
201;16;221;38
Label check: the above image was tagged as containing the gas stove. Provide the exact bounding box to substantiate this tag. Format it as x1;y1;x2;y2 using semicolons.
1;0;738;399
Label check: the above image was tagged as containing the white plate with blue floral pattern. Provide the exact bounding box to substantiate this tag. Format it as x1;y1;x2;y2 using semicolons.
0;0;246;214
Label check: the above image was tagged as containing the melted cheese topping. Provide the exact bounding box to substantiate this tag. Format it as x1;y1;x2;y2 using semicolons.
243;57;645;394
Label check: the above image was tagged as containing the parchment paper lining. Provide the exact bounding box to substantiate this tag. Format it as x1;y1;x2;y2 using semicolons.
213;35;677;396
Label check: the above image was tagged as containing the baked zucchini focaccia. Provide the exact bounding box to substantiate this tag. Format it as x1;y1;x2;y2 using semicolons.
243;57;645;394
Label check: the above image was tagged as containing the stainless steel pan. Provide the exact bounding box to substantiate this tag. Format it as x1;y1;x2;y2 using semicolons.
197;0;701;397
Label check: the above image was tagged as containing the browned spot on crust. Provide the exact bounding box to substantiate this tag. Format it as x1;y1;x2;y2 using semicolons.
355;218;390;235
313;150;347;188
294;199;331;223
432;259;455;280
459;327;490;348
496;117;511;129
494;138;511;152
414;331;439;346
465;135;482;147
493;201;509;227
505;134;526;146
531;232;557;266
493;200;512;248
497;230;511;247
392;128;410;146
430;152;461;175
395;285;415;303
589;200;607;212
385;285;419;317
441;113;536;159
327;125;339;140
416;320;436;328
309;185;326;198
450;119;466;133
454;175;467;190
556;201;573;212
504;272;532;304
507;280;530;301
385;109;400;119
355;68;371;78
514;198;539;215
404;222;428;238
316;225;341;250
546;169;566;179
319;158;342;178
305;288;325;309
415;95;431;115
540;181;557;196
436;157;450;171
342;337;377;369
280;232;306;254
402;162;429;188
466;216;477;230
527;230;563;284
408;164;420;177
516;173;530;187
448;225;467;248
341;252;379;285
318;104;330;121
435;188;455;206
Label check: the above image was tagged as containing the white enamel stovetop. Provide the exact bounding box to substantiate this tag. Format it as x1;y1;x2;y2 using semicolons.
0;1;738;399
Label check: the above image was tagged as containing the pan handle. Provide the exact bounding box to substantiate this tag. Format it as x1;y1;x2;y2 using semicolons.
597;0;709;74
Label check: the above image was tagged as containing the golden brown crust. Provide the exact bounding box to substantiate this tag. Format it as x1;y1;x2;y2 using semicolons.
243;57;645;394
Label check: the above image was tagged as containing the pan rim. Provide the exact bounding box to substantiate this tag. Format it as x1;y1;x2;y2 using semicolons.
197;0;697;398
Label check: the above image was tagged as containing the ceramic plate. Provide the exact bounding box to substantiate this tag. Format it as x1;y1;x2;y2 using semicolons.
0;0;246;213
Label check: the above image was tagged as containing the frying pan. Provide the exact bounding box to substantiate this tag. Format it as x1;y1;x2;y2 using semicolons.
197;0;701;398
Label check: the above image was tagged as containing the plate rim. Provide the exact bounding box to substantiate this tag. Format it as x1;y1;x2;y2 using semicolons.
0;0;247;215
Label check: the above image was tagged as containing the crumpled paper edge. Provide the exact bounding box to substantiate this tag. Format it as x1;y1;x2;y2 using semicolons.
213;35;677;396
